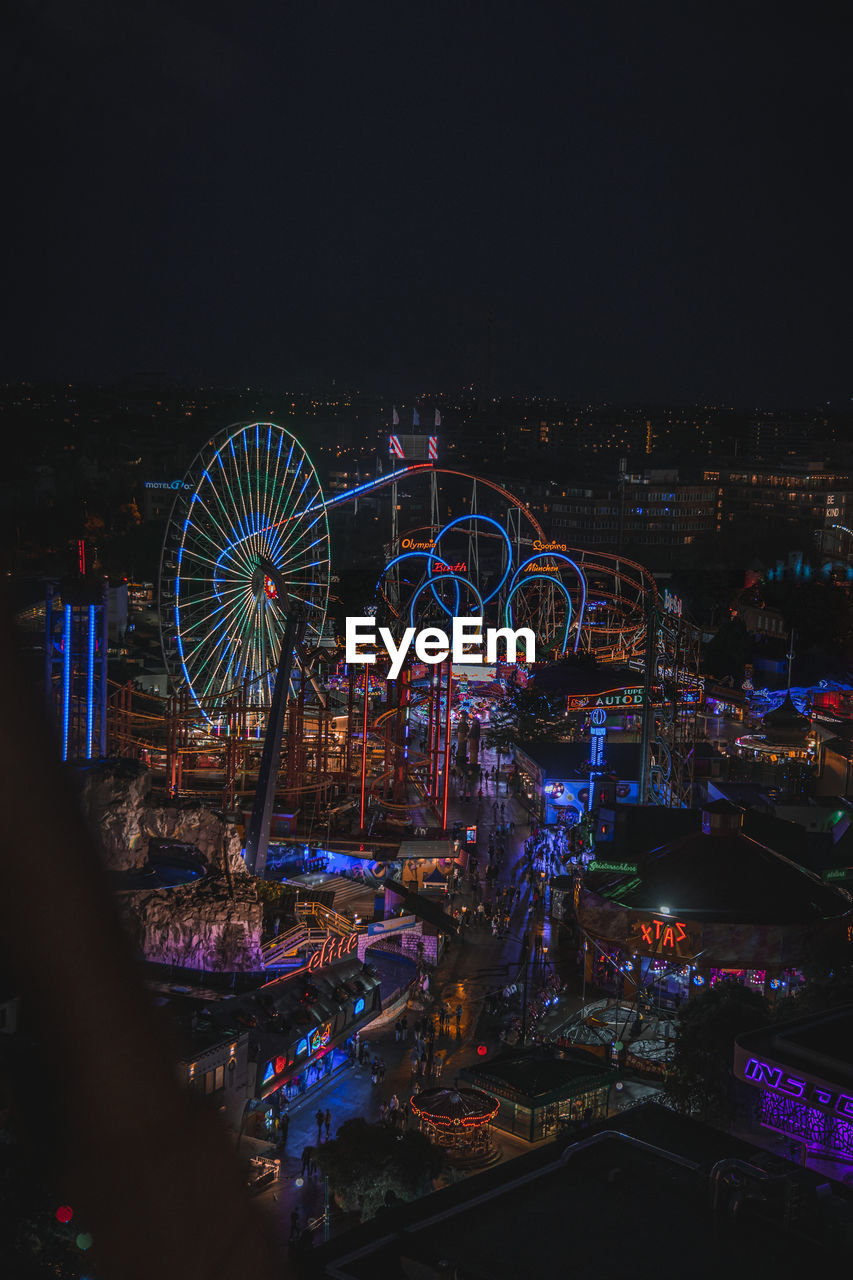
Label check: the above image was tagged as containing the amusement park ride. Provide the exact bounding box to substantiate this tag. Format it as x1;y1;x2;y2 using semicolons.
50;421;702;849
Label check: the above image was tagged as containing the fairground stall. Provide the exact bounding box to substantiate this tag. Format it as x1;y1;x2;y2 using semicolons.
460;1045;617;1142
576;801;852;1009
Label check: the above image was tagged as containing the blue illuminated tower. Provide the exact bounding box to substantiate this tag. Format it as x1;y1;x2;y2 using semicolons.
45;578;109;761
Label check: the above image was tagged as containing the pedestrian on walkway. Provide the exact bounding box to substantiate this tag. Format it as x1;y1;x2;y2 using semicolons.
379;1058;386;1083
401;1014;408;1039
324;1108;332;1140
301;1146;314;1179
410;1048;420;1077
316;1108;324;1143
279;1112;290;1150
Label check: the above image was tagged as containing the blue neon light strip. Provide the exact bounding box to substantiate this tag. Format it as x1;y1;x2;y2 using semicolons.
430;513;513;605
507;553;588;653
86;604;96;759
408;574;484;626
61;604;72;761
505;575;573;656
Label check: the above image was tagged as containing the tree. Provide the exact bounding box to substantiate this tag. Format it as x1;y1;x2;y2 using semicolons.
313;1118;445;1221
664;979;769;1123
484;683;569;754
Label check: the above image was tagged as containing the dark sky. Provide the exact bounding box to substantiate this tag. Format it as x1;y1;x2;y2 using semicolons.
4;0;852;404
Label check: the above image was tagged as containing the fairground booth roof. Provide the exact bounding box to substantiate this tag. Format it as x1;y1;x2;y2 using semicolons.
577;801;852;969
461;1044;617;1106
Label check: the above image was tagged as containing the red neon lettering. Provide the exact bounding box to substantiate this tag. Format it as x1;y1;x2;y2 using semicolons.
654;919;663;940
307;931;357;972
675;922;688;943
640;924;653;945
661;926;675;949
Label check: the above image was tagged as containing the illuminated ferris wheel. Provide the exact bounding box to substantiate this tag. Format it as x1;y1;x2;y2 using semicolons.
158;422;330;718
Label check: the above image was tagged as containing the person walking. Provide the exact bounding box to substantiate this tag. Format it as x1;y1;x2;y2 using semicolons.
279;1112;290;1150
301;1146;314;1179
315;1108;325;1143
324;1108;331;1141
379;1057;386;1083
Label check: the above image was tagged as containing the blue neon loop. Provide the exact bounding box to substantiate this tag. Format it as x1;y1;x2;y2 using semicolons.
408;574;484;627
430;514;513;606
504;575;574;655
506;553;588;653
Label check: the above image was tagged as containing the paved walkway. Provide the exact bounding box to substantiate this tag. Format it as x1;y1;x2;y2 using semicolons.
249;748;644;1266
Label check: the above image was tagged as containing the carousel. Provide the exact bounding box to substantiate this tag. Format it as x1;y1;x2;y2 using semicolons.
409;1086;501;1167
736;691;815;763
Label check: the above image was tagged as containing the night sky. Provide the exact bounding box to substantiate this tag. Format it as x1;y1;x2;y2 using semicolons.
5;1;852;404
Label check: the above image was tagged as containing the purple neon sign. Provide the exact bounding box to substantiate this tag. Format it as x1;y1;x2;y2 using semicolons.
742;1057;853;1119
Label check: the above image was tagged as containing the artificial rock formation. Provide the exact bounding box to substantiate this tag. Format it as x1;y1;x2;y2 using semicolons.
77;759;246;876
116;873;264;971
77;759;262;971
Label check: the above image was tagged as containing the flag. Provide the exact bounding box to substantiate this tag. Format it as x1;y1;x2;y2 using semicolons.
413;408;420;427
435;410;441;427
392;406;399;426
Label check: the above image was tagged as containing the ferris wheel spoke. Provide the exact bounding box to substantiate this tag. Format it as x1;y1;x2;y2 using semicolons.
275;509;327;569
220;440;253;542
200;469;246;550
241;428;257;541
194;485;246;558
182;587;254;660
272;453;306;537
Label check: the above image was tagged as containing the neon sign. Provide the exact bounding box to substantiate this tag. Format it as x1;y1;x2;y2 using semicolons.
740;1057;853;1119
308;932;359;972
568;687;645;712
309;1023;332;1054
627;915;699;958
